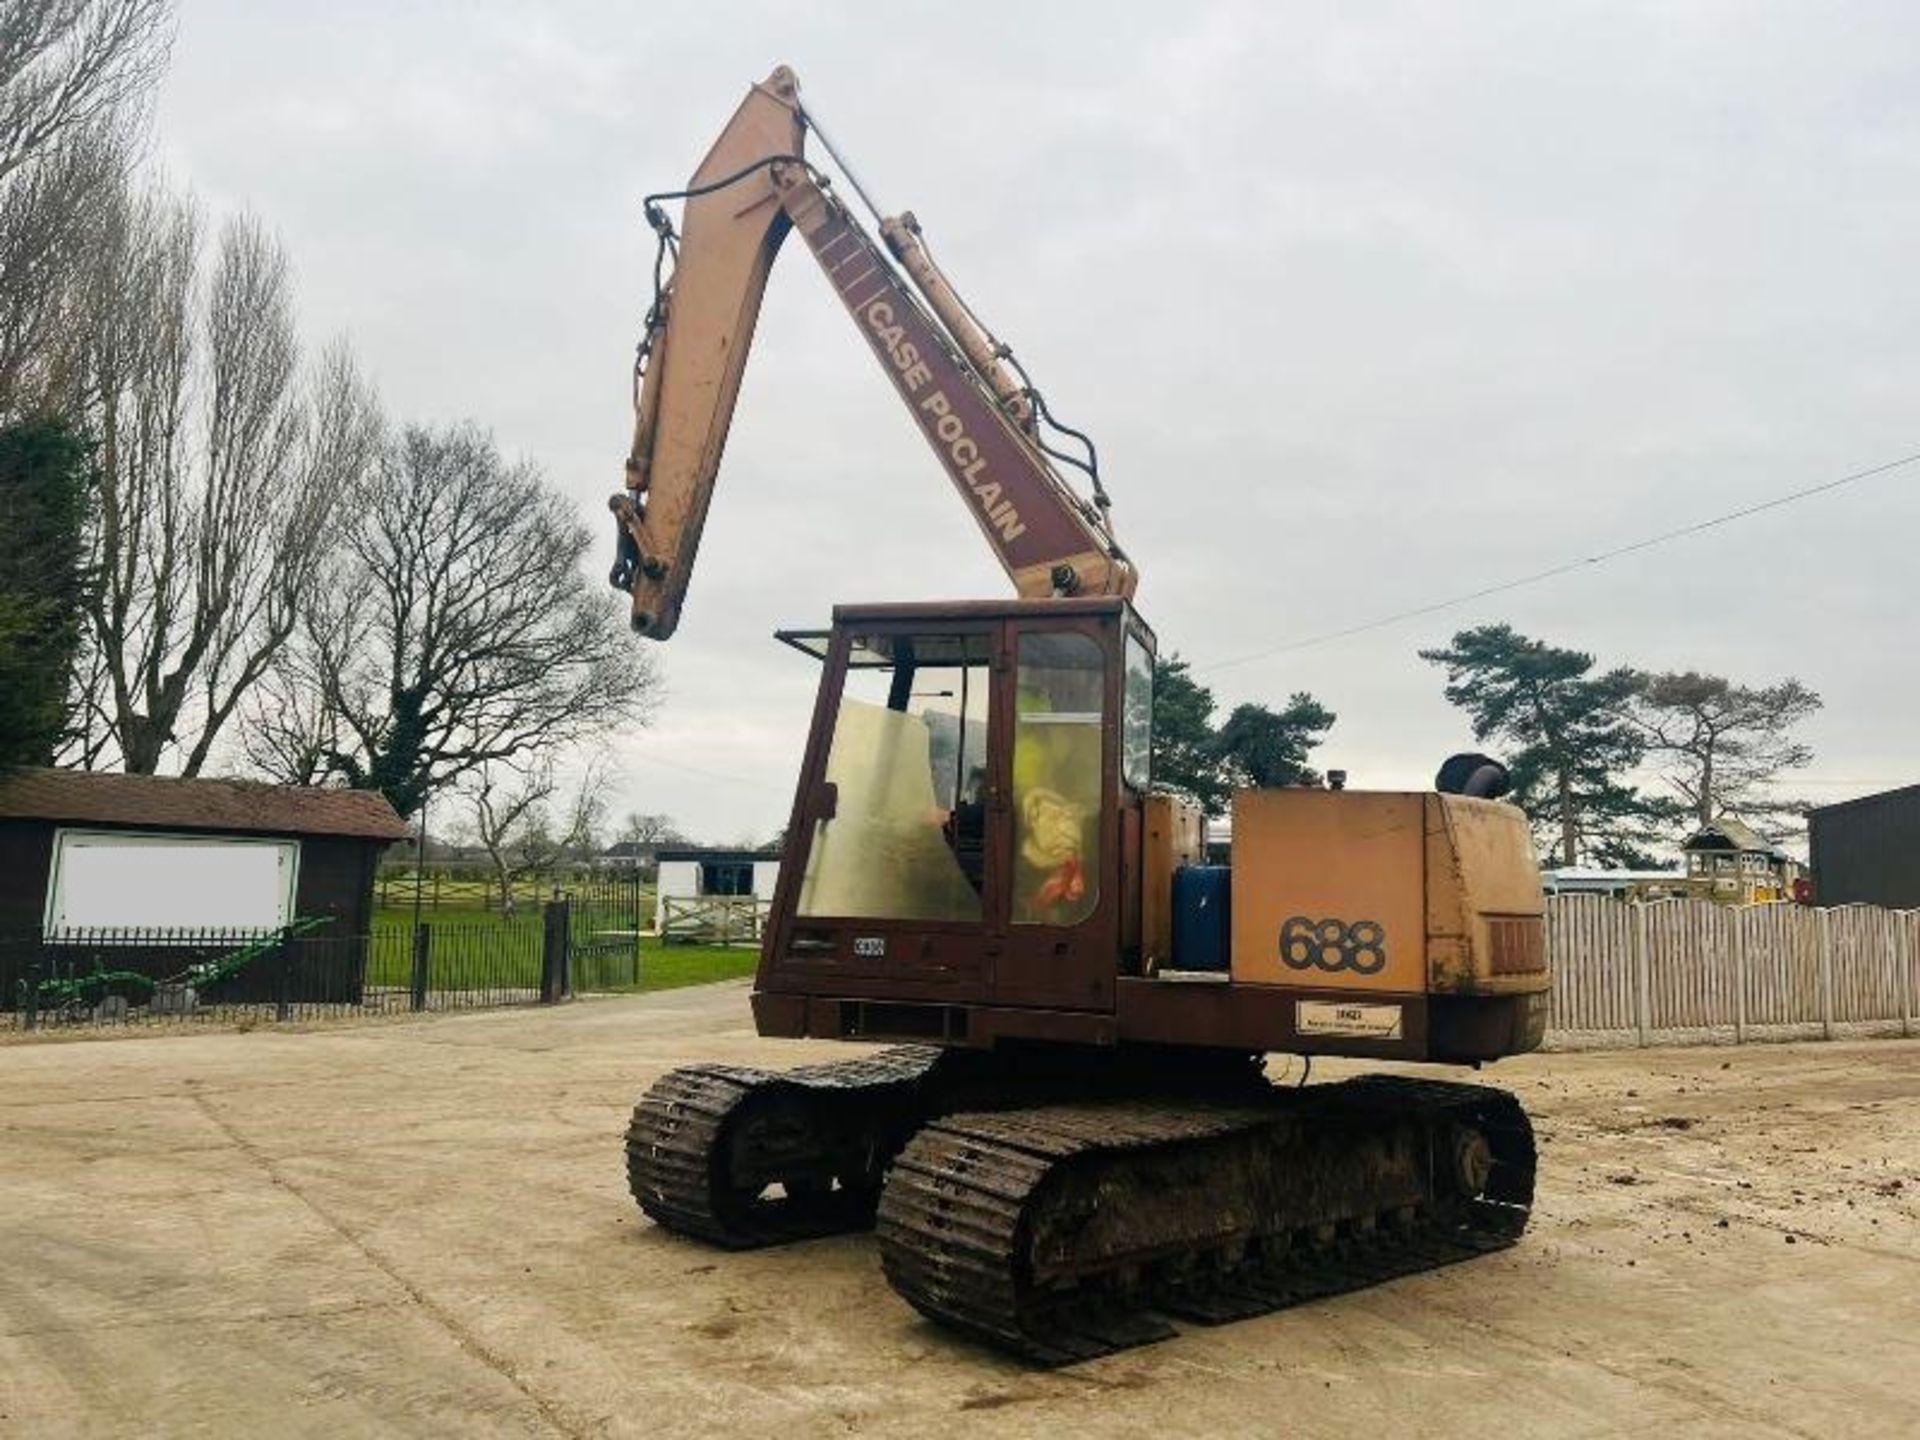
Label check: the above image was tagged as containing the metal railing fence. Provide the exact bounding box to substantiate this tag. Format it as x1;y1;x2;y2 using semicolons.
3;905;576;1032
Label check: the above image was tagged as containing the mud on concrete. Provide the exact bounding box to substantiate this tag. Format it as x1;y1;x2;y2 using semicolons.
1;981;1917;1438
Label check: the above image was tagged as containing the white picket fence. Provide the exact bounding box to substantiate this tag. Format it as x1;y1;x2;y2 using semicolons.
1545;895;1920;1048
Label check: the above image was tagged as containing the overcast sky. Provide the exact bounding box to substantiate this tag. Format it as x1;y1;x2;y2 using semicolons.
155;1;1918;843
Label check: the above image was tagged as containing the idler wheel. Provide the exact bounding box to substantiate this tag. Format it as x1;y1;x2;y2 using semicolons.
1450;1124;1495;1197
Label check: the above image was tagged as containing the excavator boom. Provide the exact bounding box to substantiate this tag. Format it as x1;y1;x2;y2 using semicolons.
611;66;1133;639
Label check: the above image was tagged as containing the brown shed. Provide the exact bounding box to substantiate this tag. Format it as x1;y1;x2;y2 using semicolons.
0;768;410;937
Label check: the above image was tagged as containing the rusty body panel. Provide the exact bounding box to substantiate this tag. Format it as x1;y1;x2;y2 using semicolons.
1229;790;1428;994
753;976;1543;1065
1141;794;1206;972
1228;789;1548;1004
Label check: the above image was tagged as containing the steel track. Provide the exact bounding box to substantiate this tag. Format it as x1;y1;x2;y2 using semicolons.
875;1076;1535;1363
625;1046;941;1247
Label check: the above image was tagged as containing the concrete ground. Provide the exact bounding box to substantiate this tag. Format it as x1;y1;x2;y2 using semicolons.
2;986;1917;1440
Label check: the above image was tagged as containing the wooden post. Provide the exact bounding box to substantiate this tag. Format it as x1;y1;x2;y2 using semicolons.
1632;902;1651;1047
1731;907;1747;1045
1899;913;1915;1040
1817;908;1834;1041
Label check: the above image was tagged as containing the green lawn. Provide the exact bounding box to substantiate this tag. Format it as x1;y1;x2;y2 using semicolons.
359;921;756;995
373;879;656;924
608;942;759;993
372;905;543;933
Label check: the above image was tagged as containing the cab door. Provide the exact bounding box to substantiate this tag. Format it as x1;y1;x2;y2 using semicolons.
989;615;1121;1010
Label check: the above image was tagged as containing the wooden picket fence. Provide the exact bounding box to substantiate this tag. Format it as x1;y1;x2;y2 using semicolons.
1545;895;1919;1048
659;895;770;946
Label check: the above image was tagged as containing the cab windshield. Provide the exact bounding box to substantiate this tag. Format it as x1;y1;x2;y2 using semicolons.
795;631;990;923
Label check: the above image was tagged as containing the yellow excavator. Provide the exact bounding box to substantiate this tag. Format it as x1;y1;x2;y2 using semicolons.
611;66;1550;1363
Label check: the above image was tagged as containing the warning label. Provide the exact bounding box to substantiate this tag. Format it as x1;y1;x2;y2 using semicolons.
1296;1000;1404;1040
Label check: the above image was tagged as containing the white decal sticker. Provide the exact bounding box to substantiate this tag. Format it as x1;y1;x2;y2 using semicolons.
1296;1000;1404;1040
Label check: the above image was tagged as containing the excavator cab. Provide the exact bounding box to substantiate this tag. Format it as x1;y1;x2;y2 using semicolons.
754;598;1149;1039
751;594;1551;1066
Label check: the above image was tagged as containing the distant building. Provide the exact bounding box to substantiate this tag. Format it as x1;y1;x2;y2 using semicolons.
1679;818;1801;904
1540;867;1686;898
599;840;659;873
1540;819;1802;905
1808;783;1920;908
653;845;781;940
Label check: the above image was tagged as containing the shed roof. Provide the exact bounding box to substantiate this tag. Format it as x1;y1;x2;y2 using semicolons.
0;768;411;840
602;841;658;858
656;846;780;863
1807;781;1920;818
1683;818;1770;853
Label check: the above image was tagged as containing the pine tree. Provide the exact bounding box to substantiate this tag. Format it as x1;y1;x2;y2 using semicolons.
1214;694;1336;789
1628;670;1820;832
0;417;90;769
1150;654;1336;815
1420;624;1678;867
1149;655;1232;816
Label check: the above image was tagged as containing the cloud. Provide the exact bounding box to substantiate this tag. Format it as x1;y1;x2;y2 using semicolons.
159;0;1920;836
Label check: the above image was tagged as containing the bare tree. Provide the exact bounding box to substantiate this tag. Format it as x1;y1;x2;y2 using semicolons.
0;0;171;184
615;811;687;847
469;760;555;920
71;184;380;772
253;423;655;817
1629;670;1822;831
468;758;609;918
237;647;344;785
555;769;610;864
0;119;124;412
0;0;171;418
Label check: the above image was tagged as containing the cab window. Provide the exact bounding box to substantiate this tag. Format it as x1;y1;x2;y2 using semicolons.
796;632;989;923
1011;630;1104;926
1122;632;1152;791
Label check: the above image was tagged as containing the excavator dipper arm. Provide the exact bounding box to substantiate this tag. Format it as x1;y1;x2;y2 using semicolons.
611;66;1134;639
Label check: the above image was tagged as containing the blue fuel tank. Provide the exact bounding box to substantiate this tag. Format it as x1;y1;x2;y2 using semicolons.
1170;865;1232;972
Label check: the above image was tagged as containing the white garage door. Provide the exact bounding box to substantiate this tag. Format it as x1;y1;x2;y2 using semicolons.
46;830;301;933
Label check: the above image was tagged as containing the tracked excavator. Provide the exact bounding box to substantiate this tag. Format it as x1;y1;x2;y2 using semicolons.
611;66;1550;1363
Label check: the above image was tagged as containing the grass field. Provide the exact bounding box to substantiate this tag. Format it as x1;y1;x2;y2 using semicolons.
374;873;635;914
372;905;545;933
612;943;759;992
357;920;755;995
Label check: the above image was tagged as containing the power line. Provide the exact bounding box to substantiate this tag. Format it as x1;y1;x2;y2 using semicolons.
1198;448;1920;676
626;747;789;794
